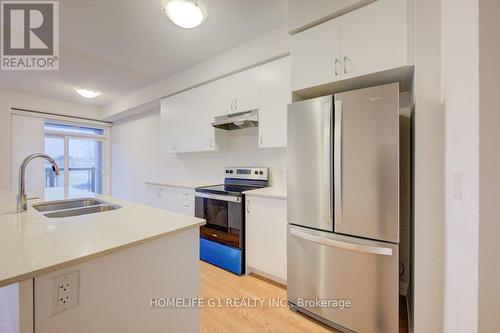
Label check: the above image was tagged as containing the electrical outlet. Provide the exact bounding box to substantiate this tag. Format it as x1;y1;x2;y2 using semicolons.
51;271;79;315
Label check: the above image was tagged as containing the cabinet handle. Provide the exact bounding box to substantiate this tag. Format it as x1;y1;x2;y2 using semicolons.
235;99;238;110
334;58;339;76
259;134;263;145
231;99;234;111
246;199;250;213
209;137;213;148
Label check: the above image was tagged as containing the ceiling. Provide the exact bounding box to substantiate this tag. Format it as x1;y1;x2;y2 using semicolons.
0;0;287;107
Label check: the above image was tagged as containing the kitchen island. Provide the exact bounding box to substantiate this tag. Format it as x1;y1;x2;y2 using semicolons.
0;188;205;333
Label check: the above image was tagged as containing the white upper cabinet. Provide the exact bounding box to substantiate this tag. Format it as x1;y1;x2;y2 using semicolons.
291;0;409;92
340;0;407;79
212;68;259;116
161;57;289;152
258;56;291;148
160;97;179;154
177;85;216;152
211;75;234;116
291;18;341;92
233;67;260;113
160;84;223;153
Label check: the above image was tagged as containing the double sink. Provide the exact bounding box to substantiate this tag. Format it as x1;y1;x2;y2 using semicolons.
33;198;121;218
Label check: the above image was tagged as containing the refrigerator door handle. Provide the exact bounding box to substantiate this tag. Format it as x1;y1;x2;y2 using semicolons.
289;228;393;256
334;100;343;226
323;103;333;223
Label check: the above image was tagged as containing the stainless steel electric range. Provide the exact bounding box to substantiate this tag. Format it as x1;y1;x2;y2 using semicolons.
195;167;269;275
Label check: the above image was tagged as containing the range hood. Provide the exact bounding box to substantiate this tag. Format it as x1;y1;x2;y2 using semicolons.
211;110;258;130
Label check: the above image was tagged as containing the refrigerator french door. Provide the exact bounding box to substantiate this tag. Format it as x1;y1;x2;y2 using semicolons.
287;83;400;333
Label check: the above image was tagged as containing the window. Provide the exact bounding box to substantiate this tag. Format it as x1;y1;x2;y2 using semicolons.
44;122;107;194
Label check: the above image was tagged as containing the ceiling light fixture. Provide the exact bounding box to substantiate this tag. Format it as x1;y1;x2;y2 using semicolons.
76;88;100;99
162;0;205;29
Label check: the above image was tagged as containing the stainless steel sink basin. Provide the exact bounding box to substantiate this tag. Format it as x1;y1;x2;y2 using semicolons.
32;198;121;218
33;198;104;212
44;204;121;218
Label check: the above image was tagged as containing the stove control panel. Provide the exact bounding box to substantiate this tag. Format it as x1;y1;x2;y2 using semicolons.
224;167;268;181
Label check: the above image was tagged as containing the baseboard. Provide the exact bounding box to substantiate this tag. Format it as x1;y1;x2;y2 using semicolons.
246;266;287;287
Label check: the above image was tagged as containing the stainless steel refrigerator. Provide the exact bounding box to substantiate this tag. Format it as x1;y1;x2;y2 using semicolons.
287;83;400;333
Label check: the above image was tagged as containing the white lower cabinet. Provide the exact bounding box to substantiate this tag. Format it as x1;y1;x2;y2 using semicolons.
145;184;194;216
245;195;287;284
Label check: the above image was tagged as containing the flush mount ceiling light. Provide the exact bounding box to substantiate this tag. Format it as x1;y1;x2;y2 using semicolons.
162;0;205;29
76;88;100;99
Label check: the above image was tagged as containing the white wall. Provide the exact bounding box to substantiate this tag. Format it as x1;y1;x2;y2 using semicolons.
478;0;500;332
413;0;445;332
0;89;102;191
103;26;290;121
111;111;286;203
441;0;480;332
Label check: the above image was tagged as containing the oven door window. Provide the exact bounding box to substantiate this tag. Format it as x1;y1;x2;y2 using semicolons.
203;198;228;232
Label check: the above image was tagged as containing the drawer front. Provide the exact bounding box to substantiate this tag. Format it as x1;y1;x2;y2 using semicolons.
176;200;194;216
173;188;194;202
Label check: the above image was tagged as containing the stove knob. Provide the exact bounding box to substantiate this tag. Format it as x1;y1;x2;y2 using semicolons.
254;171;258;175
230;170;233;174
259;171;264;175
226;170;229;173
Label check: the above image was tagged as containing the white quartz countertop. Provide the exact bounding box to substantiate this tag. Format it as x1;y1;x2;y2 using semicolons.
143;180;216;189
243;187;287;200
0;188;205;288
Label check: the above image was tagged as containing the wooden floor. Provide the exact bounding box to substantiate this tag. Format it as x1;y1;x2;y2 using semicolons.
200;261;409;333
200;261;339;333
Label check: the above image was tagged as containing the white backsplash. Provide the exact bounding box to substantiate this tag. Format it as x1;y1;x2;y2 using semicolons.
163;127;287;187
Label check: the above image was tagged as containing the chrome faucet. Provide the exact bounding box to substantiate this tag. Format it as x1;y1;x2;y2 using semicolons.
17;153;60;213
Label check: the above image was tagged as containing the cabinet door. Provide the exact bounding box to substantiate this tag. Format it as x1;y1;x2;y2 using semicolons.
246;196;287;282
291;18;341;91
233;67;259;113
258;57;291;148
340;0;407;79
162;86;218;153
160;98;179;153
176;85;216;152
211;75;235;116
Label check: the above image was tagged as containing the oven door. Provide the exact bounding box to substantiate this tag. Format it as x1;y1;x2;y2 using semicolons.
195;192;243;249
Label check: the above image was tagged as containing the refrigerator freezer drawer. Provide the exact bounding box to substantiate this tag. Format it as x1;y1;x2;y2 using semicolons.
287;225;399;333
